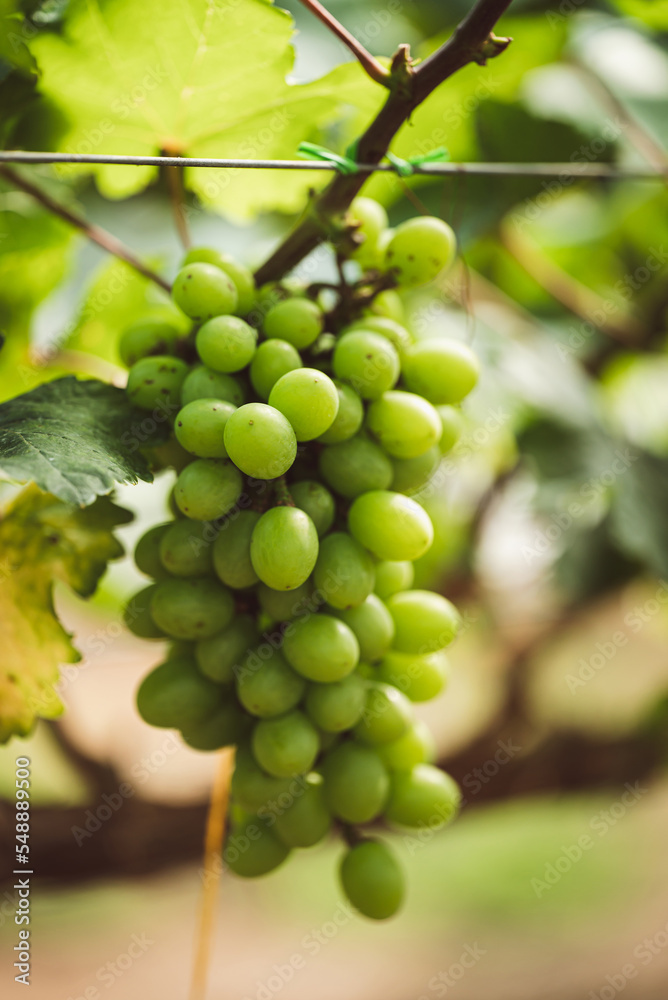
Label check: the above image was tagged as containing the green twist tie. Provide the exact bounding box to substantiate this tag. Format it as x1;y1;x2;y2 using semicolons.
386;146;450;176
297;142;359;175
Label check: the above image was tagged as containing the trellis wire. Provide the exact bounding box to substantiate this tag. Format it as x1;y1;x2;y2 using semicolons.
0;150;666;180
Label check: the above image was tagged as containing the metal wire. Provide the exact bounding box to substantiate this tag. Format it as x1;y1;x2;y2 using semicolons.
0;150;666;180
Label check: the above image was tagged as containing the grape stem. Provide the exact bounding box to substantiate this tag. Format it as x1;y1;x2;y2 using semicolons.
273;476;295;507
0;164;172;294
255;0;514;285
296;0;390;87
163;154;191;250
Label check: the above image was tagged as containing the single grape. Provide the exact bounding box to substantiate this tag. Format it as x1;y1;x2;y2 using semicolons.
373;560;414;600
174;398;235;459
258;579;314;622
264;298;323;349
181;365;245;407
182;248;256;315
333;330;400;400
313;532;375;610
134;523;171;580
231;746;296;812
318;434;393;499
213;510;261;589
348;490;434;561
283;614;359;682
348;196;388;267
376;650;448;702
437;405;464;453
378;720;436;771
126;356;189;411
250;339;302;399
196;615;259;684
335;594;394;662
402;340;479;404
274;775;331;848
224;403;297;480
236;647;306;718
290;481;335;537
386;590;460;654
252;710;320;777
123;584;165;639
136;655;221;729
196;315;257;373
119;319;181;367
354;682;413;745
224;818;290;878
365;288;404;323
385;764;460;828
317;381;364;444
391;446;440;494
172;262;238;321
340;839;405;920
250;506;318;591
174;458;242;520
384;217;457;287
305;672;367;732
159;518;215;577
181;699;250;750
347;316;412;354
268;368;339;442
150;577;234;640
366;390;442;459
321;742;389;823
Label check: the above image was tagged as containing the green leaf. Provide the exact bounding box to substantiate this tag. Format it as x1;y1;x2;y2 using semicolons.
0;0;37;77
610;450;668;579
0;376;154;504
0;484;132;742
30;0;382;218
609;0;668;29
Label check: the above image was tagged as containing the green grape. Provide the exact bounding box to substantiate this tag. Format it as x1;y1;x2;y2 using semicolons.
290;481;335;537
174;458;242;520
174;398;235;459
365;288;404;323
182;248;256;315
159;519;215;577
437;405;464;453
321;742;389;823
213;510;261;589
317;382;364;444
264;297;323;349
384;217;457;287
181;699;250;750
333;330;400;400
123;584;165;639
366;390;442;459
250;506;318;591
347;316;412;354
172;262;238;321
250;339;302;399
385;764;460;828
386;590;460;654
268;368;339;442
236;647;306;718
231;746;295;811
134;523;171;580
224;818;291;878
258;579;314;622
195;615;258;683
391;446;440;494
335;594;394;662
181;365;245;407
119;319;181;367
136;655;221;728
373;560;414;600
318;435;393;499
224;403;297;480
378;720;436;771
354;682;413;745
196;315;257;373
376;650;448;702
348;196;388;267
126;356;189;411
305;672;367;732
150;577;234;640
252;710;320;777
348;491;434;561
340;839;405;920
313;532;375;610
283;614;359;682
274;775;331;848
402;340;479;404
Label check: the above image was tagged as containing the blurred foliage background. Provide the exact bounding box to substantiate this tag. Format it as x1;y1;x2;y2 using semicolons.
1;0;668;997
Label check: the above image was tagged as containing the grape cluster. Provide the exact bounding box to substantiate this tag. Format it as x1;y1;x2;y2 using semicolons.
123;202;479;920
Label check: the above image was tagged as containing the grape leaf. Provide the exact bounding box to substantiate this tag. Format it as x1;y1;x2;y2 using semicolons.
0;376;154;505
0;484;132;742
29;0;382;218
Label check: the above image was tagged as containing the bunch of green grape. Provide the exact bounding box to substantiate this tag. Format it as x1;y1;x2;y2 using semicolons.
122;201;479;921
